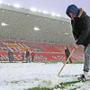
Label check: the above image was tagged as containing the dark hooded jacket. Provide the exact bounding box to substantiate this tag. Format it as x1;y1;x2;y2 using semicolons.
26;50;30;57
65;48;70;57
71;8;90;46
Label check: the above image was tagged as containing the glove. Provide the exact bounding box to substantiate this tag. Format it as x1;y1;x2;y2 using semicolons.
73;44;78;50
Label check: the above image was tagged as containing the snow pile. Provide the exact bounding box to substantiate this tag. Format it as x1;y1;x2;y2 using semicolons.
0;62;90;90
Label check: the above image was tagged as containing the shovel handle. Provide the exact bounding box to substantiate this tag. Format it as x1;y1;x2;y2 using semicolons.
57;48;76;76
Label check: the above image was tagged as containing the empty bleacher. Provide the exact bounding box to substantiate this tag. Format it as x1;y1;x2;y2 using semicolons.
0;38;84;61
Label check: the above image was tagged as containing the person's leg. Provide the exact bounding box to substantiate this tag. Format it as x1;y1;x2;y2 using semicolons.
78;45;90;81
32;57;34;62
33;57;34;62
9;57;11;62
26;57;28;62
66;56;68;64
69;58;72;63
29;58;31;62
11;57;13;62
9;58;10;62
28;57;31;62
23;57;24;61
83;44;90;78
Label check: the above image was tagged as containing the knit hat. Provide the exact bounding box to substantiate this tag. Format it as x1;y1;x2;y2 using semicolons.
66;4;79;17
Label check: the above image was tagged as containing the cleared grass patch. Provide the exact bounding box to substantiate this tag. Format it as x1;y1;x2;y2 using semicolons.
0;60;84;64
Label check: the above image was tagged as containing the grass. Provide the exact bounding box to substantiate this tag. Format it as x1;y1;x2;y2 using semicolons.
27;88;52;90
26;81;81;90
0;60;84;64
27;79;90;90
31;60;84;64
58;81;80;89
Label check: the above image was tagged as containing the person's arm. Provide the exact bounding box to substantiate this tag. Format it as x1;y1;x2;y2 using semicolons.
71;20;78;40
76;17;90;45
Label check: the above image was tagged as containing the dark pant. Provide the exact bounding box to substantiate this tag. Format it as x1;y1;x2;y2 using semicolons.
32;57;34;62
84;44;90;72
9;57;14;62
26;57;30;62
66;56;72;63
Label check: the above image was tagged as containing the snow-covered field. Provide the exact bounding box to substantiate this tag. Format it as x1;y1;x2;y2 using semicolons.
0;62;90;90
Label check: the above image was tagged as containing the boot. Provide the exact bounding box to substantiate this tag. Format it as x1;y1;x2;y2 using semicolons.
78;74;86;82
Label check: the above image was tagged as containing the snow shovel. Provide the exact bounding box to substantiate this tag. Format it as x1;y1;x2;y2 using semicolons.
57;48;76;76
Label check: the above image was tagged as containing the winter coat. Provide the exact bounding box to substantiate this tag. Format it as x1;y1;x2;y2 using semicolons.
8;50;13;58
26;51;30;57
65;48;70;57
31;52;35;57
71;8;90;46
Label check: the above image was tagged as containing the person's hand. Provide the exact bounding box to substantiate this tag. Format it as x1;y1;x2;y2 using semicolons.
74;44;78;50
75;39;78;42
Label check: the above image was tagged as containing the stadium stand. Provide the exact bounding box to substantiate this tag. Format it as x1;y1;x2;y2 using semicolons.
0;39;84;61
0;4;84;61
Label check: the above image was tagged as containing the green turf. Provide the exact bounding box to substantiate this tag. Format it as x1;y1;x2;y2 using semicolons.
0;60;84;64
26;79;90;90
31;60;84;64
25;87;57;90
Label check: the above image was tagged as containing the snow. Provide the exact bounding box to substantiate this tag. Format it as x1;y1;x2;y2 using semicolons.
0;62;90;90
